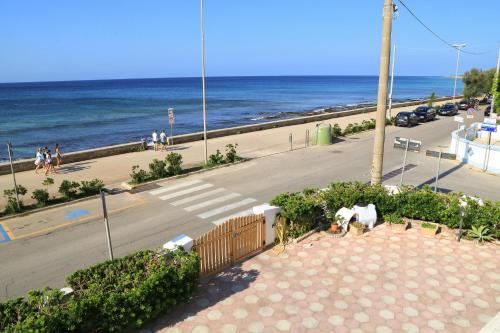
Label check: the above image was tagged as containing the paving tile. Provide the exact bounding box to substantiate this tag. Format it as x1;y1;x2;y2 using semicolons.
145;224;499;333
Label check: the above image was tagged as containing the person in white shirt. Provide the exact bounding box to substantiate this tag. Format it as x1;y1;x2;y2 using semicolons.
152;130;158;151
34;148;44;174
160;130;167;152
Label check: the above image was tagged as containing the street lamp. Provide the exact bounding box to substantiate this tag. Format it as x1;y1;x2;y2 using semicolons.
200;0;208;164
452;43;466;100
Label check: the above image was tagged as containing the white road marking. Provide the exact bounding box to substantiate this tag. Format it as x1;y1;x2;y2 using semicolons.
149;179;203;196
197;198;257;219
211;208;255;226
159;184;214;200
184;193;242;212
170;188;226;206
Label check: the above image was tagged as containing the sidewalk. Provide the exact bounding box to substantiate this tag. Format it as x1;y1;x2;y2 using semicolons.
0;100;455;209
145;224;500;333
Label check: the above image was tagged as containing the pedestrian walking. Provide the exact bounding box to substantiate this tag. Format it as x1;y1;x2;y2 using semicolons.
44;150;56;175
54;143;62;167
34;148;44;174
152;130;158;151
160;130;167;152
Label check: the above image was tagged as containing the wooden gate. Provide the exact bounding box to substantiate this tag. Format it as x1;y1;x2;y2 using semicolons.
192;214;265;277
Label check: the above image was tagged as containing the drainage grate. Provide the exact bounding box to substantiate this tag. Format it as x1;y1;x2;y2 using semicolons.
129;183;161;194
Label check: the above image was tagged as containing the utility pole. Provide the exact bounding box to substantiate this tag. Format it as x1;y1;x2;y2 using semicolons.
370;0;393;185
200;0;208;164
388;43;396;119
490;45;500;119
452;43;466;100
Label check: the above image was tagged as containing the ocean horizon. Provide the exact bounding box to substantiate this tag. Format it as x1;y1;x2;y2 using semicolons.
0;75;462;161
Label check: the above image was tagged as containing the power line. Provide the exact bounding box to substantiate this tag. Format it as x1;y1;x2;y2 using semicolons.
397;0;488;55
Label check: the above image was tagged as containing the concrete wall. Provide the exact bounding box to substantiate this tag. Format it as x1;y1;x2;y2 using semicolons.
0;96;455;176
450;123;500;174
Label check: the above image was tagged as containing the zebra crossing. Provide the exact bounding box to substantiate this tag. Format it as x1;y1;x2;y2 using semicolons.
148;179;258;225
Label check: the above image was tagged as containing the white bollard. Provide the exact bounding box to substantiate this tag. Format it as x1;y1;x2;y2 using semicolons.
252;204;281;246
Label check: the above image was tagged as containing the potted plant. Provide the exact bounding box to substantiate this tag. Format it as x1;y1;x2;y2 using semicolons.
350;222;365;236
420;222;438;236
385;213;407;232
466;225;494;245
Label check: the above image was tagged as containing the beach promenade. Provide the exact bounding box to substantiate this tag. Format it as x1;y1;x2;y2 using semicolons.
0;99;459;209
1;97;499;300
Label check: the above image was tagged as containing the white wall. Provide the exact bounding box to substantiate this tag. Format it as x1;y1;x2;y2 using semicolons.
450;123;500;173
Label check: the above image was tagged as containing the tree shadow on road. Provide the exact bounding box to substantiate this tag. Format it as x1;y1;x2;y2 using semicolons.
416;162;465;190
145;265;259;331
56;161;95;174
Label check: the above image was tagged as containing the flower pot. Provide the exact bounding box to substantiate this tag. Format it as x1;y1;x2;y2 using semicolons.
331;223;339;233
350;226;364;236
391;222;407;232
420;224;438;237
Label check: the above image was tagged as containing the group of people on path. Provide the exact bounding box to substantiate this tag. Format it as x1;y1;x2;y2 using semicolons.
34;144;62;175
151;130;170;152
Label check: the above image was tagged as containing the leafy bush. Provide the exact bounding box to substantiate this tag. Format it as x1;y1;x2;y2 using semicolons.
0;249;200;332
384;213;404;224
166;153;183;175
149;159;168;179
225;143;240;163
79;179;104;196
270;182;499;239
421;222;437;229
3;185;27;214
332;124;342;137
208;150;225;167
31;189;50;207
270;192;322;238
130;165;150;184
428;91;436;106
58;180;80;199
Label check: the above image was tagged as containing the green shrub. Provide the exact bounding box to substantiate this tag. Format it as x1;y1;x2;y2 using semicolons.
270;182;499;239
130;165;150;184
207;150;225;167
393;185;445;221
384;213;404;224
149;159;168;179
80;179;104;196
332;124;342;137
42;177;54;190
3;185;27;214
270;192;321;238
225;143;240;163
428;91;436;106
58;180;80;199
166;153;183;175
421;222;437;229
467;225;494;243
0;249;200;332
31;189;50;207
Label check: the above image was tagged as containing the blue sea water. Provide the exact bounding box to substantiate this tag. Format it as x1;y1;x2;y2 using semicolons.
0;76;461;160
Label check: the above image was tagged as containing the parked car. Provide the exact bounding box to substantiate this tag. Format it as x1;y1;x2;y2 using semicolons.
458;99;470;110
395;111;419;127
479;96;489;105
438;103;458;116
414;106;436;122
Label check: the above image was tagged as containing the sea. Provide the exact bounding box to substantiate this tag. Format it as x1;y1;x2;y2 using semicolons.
0;76;462;161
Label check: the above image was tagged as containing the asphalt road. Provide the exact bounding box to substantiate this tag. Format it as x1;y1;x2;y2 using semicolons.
1;109;499;300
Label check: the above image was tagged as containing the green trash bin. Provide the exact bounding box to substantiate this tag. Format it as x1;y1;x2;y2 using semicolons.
314;123;332;145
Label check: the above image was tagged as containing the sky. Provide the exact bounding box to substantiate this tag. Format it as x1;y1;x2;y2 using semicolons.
0;0;498;83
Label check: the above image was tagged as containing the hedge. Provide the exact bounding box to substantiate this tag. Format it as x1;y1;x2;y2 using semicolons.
271;182;500;239
0;249;199;332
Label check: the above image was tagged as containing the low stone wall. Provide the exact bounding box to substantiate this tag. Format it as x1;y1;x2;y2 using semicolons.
0;96;455;176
